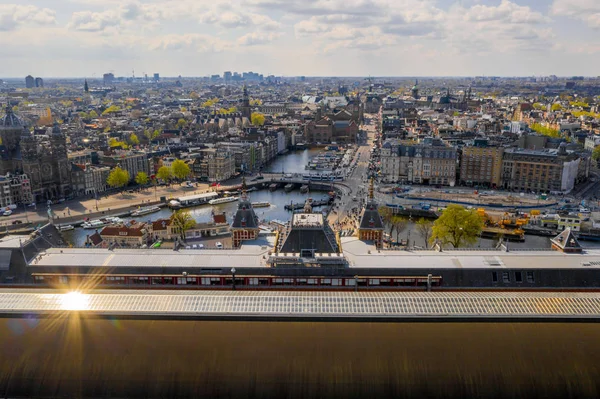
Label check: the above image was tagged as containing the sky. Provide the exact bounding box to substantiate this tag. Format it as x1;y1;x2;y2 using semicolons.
0;0;599;78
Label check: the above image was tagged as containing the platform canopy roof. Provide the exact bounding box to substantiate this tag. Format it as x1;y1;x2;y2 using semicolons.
1;289;600;320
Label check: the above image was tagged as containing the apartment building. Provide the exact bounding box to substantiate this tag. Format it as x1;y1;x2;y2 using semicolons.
501;144;580;193
381;138;456;186
0;173;33;207
459;140;504;187
101;151;153;182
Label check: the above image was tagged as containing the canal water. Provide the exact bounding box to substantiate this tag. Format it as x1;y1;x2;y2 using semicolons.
264;149;321;174
63;188;330;247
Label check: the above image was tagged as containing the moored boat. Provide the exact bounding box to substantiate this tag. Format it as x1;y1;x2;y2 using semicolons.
131;206;161;217
209;196;239;205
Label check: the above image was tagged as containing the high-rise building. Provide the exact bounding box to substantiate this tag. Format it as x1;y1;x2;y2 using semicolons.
153;73;160;82
25;75;34;88
224;71;232;82
35;77;44;88
103;73;115;85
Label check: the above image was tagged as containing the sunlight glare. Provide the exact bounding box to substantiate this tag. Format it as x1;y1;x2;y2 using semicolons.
60;292;89;311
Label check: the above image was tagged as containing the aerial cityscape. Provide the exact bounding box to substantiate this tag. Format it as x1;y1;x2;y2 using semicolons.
3;0;600;398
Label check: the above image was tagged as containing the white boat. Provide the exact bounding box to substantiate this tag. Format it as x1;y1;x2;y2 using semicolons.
59;225;74;231
252;202;271;208
209;196;239;205
82;220;107;229
168;200;182;209
131;205;161;217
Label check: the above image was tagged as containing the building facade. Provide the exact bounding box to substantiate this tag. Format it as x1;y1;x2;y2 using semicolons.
0;173;32;207
460;142;504;187
381;138;456;186
501;145;580;193
101;151;153;182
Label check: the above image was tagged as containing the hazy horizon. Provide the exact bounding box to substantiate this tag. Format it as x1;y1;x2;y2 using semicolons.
0;0;599;77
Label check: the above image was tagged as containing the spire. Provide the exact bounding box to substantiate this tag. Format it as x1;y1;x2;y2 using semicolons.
303;198;313;213
368;177;374;201
241;176;247;200
84;79;89;93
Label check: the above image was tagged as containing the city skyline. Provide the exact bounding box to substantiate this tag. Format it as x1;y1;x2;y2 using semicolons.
1;0;599;78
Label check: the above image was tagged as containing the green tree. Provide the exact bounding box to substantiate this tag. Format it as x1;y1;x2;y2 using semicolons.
592;146;600;161
102;105;121;115
532;103;545;110
176;118;187;129
78;111;89;119
128;133;140;145
108;137;128;149
89;110;98;118
135;171;149;186
106;166;130;191
415;218;434;248
170;209;197;241
431;205;483;248
251;112;265;126
530;123;561;138
171;159;191;181
157;165;173;183
551;103;564;112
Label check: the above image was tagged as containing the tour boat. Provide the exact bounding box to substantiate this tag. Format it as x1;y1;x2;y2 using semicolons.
59;225;74;231
131;205;161;217
82;219;107;229
209;196;239;205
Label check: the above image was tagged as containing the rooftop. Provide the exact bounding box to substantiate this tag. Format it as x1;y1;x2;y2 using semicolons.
1;289;600;320
292;213;323;228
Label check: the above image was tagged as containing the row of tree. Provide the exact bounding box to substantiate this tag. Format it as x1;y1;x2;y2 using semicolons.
379;204;484;249
105;160;191;191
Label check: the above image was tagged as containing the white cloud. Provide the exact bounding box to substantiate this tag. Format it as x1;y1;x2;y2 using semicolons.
552;0;600;29
0;4;56;31
237;31;281;46
149;33;232;52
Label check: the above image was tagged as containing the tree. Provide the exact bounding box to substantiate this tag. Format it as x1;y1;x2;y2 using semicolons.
251;112;265;126
157;165;173;183
176;118;187;129
530;122;560;138
392;217;408;244
431;205;483;248
106;167;130;191
102;105;121;115
108;137;128;149
128;133;139;145
171;159;190;181
89;110;98;118
135;171;149;186
551;103;564;112
415;218;434;248
592;145;600;161
170;210;196;241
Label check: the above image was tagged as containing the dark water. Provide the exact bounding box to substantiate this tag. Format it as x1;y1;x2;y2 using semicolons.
63;189;330;246
264;148;321;174
2;317;600;399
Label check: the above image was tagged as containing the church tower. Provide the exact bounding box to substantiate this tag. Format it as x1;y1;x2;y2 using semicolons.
411;80;419;100
241;85;251;119
231;177;259;247
358;178;384;248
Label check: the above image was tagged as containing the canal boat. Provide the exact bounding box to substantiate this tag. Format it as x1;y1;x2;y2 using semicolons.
168;192;219;209
58;225;74;231
131;206;161;217
300;185;309;193
480;227;525;242
82;219;108;229
251;202;271;208
269;184;278;191
284;184;294;192
209;196;239;205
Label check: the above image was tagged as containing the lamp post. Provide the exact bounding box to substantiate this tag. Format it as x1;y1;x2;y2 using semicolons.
231;267;236;291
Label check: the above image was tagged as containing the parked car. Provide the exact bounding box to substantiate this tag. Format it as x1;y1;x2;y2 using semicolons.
215;242;223;249
2;210;12;216
11;220;23;224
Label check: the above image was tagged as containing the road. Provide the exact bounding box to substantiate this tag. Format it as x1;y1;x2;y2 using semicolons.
327;114;378;230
